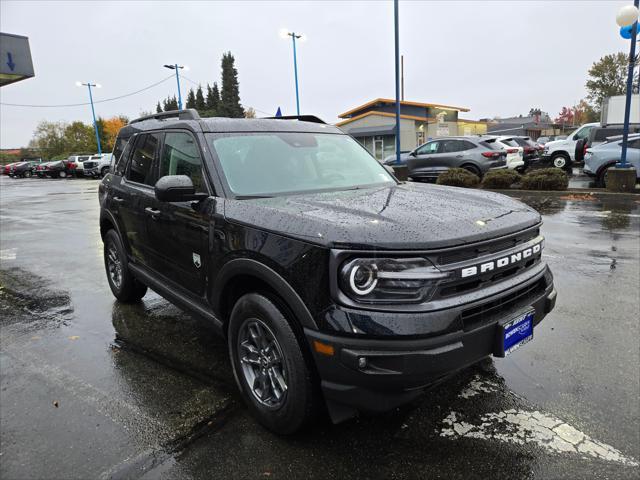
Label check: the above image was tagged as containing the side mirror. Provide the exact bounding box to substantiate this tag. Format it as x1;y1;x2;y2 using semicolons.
154;175;208;202
409;150;417;157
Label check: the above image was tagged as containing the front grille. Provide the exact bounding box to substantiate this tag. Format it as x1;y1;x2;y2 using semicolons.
460;278;546;330
83;162;97;168
438;228;539;265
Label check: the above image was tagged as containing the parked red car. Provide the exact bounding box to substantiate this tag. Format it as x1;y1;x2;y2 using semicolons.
3;162;21;175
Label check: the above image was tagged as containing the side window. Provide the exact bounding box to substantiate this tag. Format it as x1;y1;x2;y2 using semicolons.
574;126;593;141
416;141;439;155
441;140;462;153
126;133;160;185
461;140;477;150
115;137;134;176
159;132;206;193
628;138;640;149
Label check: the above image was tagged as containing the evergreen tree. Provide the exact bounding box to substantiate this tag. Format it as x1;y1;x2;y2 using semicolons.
163;95;179;111
220;52;244;118
185;88;197;109
156;102;163;114
206;82;221;115
195;85;206;111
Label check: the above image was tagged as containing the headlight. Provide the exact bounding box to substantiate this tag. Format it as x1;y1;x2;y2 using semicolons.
339;257;451;304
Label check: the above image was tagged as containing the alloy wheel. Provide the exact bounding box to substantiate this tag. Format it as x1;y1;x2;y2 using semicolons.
106;243;123;289
237;318;288;408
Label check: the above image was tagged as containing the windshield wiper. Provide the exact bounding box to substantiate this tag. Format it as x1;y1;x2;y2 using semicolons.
235;194;273;200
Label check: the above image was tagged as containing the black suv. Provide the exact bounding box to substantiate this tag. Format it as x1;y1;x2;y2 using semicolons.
99;110;556;434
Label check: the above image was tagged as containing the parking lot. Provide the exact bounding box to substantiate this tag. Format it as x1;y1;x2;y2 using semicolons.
1;174;638;479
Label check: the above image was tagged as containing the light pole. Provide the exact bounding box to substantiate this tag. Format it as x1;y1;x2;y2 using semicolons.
164;64;186;110
280;29;305;116
616;1;639;169
76;81;102;155
394;0;401;166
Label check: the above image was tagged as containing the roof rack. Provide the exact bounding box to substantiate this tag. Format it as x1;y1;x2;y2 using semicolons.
130;109;201;125
263;115;327;124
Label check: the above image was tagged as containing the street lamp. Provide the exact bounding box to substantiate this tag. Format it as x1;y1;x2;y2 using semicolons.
280;29;306;116
76;81;102;155
163;64;187;110
616;0;639;169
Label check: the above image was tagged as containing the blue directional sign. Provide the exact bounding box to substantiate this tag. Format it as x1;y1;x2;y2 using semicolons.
0;32;35;87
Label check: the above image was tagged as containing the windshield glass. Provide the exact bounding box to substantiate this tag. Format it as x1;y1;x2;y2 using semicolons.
207;132;395;196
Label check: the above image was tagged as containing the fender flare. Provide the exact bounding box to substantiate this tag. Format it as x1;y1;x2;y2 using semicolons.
212;258;318;330
99;210;131;254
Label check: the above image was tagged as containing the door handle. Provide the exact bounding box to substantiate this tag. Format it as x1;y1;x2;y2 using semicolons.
145;207;161;219
112;196;125;203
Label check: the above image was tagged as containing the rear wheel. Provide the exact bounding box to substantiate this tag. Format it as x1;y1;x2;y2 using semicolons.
103;229;147;302
59;170;67;178
462;164;482;177
228;293;318;434
24;170;32;178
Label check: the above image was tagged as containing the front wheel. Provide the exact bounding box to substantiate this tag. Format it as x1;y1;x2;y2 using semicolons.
551;153;570;171
59;170;67;178
103;229;147;302
228;293;318;434
100;167;109;178
597;165;612;188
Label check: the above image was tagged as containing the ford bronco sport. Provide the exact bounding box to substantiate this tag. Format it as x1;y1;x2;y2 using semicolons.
99;110;556;434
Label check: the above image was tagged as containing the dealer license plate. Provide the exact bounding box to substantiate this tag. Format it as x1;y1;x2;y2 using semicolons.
496;310;534;357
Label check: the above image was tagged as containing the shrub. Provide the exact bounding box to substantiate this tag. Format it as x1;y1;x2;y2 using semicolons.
436;168;480;188
481;169;522;189
520;168;568;191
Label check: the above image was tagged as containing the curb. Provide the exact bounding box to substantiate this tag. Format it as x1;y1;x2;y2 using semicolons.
487;188;640;201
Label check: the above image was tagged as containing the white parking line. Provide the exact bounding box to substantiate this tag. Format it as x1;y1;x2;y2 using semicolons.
0;248;17;260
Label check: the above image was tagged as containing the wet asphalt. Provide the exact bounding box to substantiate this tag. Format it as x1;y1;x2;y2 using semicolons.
0;174;638;479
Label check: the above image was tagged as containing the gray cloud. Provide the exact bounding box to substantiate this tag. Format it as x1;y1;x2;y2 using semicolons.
0;0;630;148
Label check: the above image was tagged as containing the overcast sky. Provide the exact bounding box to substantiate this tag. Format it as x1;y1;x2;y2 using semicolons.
0;0;632;148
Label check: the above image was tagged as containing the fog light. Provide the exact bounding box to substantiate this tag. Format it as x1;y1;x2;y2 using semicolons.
358;357;367;368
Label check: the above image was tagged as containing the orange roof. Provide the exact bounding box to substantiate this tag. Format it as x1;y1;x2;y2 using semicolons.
335;110;437;127
338;98;470;118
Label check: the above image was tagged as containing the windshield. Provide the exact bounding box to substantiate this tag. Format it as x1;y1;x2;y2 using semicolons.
207;132;395;196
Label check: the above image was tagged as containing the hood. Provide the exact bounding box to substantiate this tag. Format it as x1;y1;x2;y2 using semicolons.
223;183;541;250
545;139;571;148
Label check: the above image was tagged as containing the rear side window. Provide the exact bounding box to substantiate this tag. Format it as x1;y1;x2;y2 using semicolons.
159;132;207;193
126;133;160;185
112;135;129;170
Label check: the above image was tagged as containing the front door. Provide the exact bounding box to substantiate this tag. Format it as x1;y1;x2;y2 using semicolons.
144;131;210;296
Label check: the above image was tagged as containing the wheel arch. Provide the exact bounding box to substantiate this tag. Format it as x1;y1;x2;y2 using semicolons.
213;258;318;334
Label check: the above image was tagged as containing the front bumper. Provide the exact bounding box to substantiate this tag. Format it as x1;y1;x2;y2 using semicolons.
305;272;556;422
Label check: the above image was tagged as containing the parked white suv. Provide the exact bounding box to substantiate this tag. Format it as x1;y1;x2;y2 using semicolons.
542;122;599;170
81;153;112;178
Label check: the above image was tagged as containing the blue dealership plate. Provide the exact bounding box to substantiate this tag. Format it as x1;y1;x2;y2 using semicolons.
495;310;534;357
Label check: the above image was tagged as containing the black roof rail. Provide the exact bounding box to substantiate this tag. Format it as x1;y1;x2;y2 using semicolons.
263;115;327;124
129;109;201;125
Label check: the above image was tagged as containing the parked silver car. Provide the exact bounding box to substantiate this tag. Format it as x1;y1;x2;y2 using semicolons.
406;136;507;180
583;134;640;187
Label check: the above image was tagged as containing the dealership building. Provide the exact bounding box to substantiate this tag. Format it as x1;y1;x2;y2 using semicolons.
336;98;487;160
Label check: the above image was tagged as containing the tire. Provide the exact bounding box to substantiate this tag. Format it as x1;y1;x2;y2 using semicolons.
100;167;109;178
551;153;570;171
597;164;613;188
24;170;32;178
462;164;482;177
103;229;147;302
59;171;67;178
228;293;318;434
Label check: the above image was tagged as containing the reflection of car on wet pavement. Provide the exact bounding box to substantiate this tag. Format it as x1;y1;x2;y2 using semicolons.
583;133;640;187
99;110;555;434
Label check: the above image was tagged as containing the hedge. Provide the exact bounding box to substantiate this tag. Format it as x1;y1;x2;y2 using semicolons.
481;169;522;189
436;168;480;188
520;168;568;191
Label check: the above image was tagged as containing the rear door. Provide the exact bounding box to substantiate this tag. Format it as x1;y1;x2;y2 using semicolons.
439;139;476;168
110;132;161;266
143;131;210;296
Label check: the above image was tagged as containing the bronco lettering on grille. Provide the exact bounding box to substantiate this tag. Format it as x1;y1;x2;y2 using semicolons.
460;242;542;278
